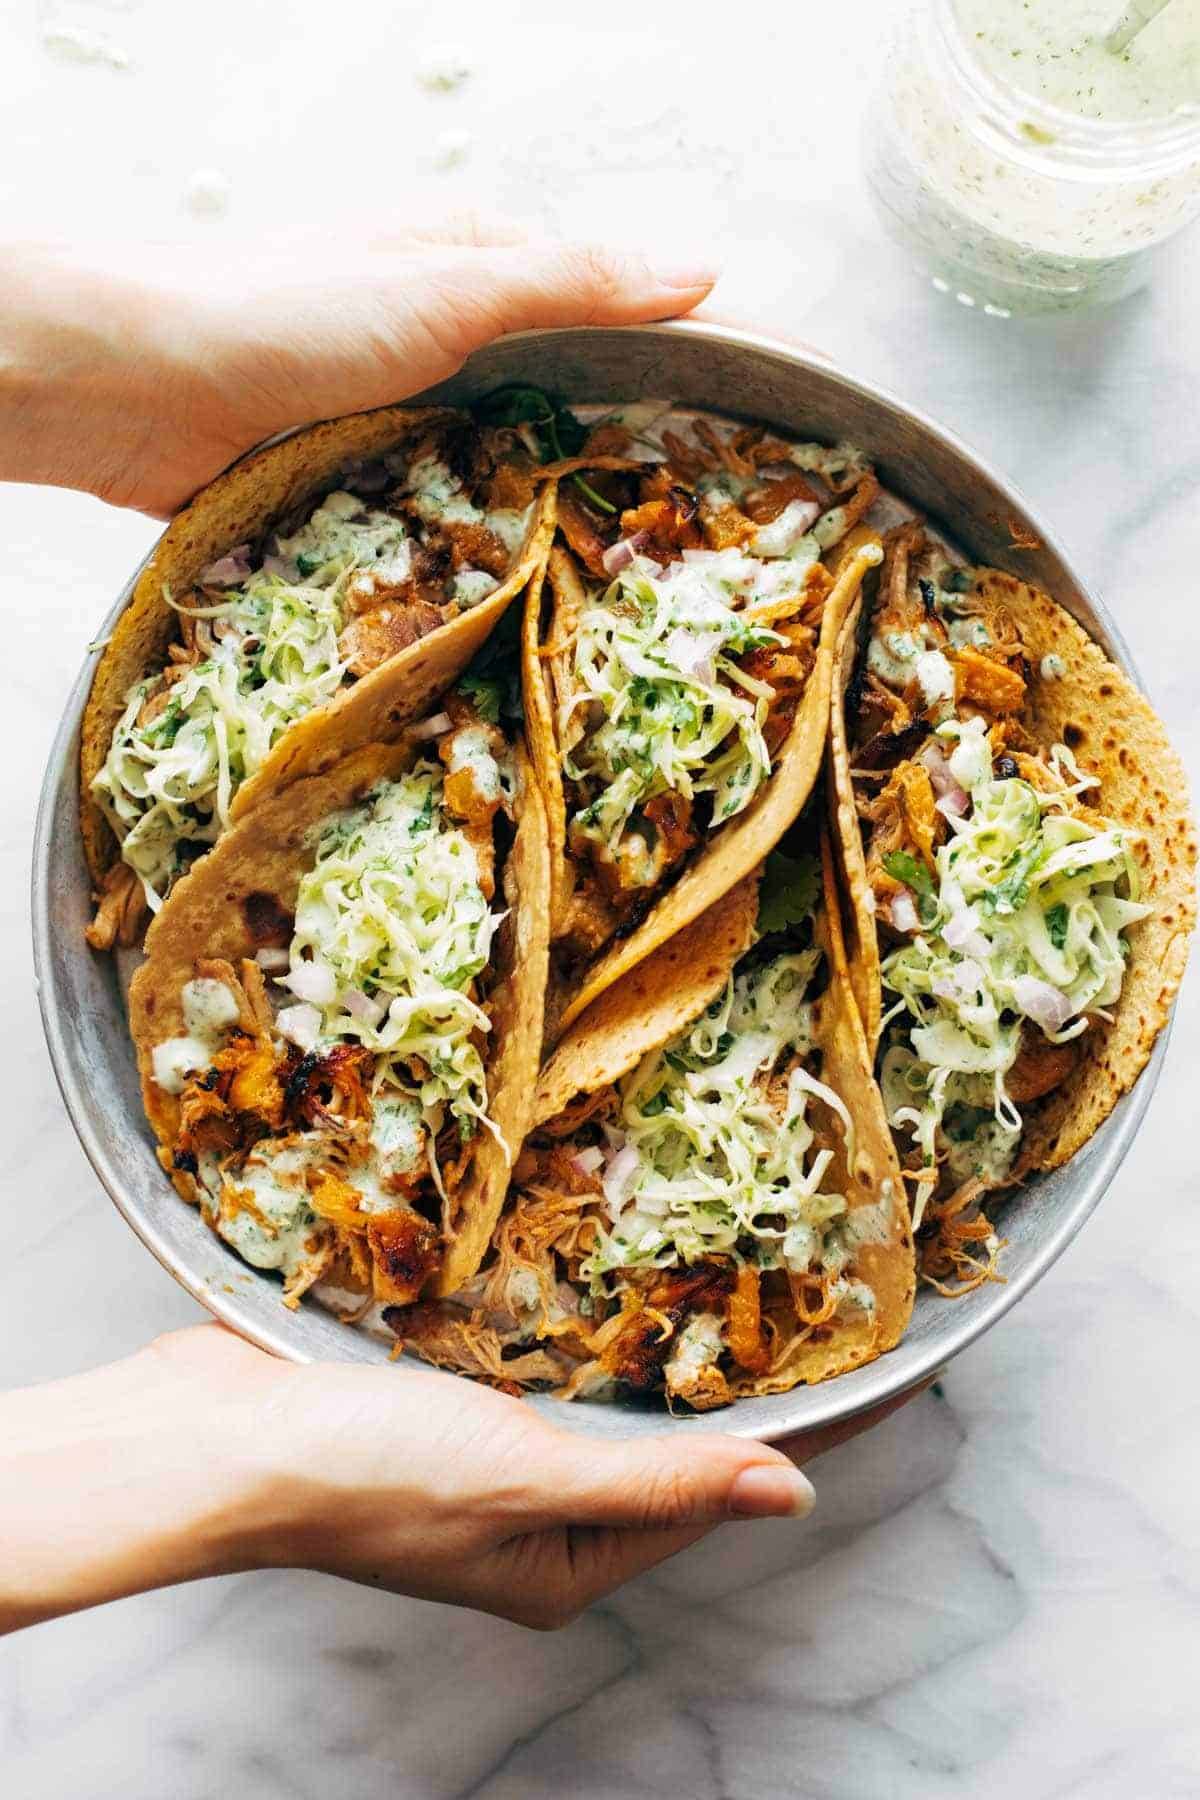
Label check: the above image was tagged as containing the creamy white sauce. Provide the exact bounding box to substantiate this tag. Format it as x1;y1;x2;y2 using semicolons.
151;1037;212;1096
954;0;1200;123
749;498;819;558
915;648;956;709
370;1095;428;1184
215;1140;325;1277
487;506;533;557
868;628;926;686
444;726;503;803
152;978;241;1093
276;492;409;578
452;569;499;608
664;1311;725;1390
182;978;241;1039
404;458;484;526
947;615;992;649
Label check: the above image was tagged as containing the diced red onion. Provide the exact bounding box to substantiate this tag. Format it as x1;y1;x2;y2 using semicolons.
277;1003;321;1052
262;553;300;582
1011;975;1074;1034
254;947;291;974
408;711;452;742
889;891;920;933
199;544;252;587
342;987;387;1028
932;958;982;1004
920;742;969;817
943;910;990;957
602;1144;641;1216
571;1146;605;1177
285;958;337;1005
601;531;649;576
665;627;716;687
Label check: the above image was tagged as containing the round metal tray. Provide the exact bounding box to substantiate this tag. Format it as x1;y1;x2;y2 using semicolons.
32;320;1168;1441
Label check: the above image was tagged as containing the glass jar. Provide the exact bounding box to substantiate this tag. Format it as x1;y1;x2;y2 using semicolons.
865;0;1200;316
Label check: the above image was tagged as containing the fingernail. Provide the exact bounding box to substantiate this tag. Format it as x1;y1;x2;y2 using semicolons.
651;260;721;291
728;1464;816;1521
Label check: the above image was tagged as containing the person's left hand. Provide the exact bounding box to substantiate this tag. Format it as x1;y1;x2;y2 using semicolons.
0;223;717;518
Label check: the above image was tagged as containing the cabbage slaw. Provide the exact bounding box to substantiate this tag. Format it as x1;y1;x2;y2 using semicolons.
95;572;348;905
580;952;865;1297
282;764;504;1147
564;552;793;869
879;717;1149;1210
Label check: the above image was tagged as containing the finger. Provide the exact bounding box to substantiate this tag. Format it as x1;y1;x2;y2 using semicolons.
530;1428;815;1533
775;1375;940;1467
399;241;720;365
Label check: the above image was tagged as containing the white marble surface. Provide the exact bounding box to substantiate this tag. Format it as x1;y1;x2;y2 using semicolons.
3;2;1200;1794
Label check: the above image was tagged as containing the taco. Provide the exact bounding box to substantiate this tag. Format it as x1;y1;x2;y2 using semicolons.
127;678;549;1312
514;397;884;1038
82;405;555;949
391;827;915;1408
829;524;1196;1290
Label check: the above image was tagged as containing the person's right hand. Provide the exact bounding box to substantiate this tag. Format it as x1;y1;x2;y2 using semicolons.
184;1325;817;1630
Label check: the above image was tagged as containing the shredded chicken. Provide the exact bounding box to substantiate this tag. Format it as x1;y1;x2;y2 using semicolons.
86;860;147;951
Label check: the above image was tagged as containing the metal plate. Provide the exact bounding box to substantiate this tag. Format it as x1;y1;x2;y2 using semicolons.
32;319;1168;1442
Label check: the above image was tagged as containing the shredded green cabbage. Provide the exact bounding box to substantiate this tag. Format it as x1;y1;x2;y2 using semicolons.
93;573;348;906
581;952;862;1291
565;556;786;869
879;718;1149;1206
93;475;530;911
288;765;502;1143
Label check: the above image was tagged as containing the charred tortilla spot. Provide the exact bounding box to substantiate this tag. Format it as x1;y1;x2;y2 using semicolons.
244;891;293;947
1063;722;1085;749
284;1050;323;1109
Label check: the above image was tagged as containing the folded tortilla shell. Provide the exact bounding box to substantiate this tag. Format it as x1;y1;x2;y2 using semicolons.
532;534;884;1039
727;830;915;1395
531;874;761;1127
528;830;914;1393
128;732;550;1298
827;588;883;1053
829;564;1197;1175
81;404;555;885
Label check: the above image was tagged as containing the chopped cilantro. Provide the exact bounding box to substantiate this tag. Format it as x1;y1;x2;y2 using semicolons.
882;850;938;926
458;675;502;726
757;850;820;937
1046;902;1069;950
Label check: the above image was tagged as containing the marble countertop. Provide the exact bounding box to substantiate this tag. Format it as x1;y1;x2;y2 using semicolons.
4;2;1199;1794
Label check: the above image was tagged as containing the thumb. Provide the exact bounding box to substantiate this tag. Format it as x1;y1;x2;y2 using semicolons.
536;1429;816;1533
384;240;719;381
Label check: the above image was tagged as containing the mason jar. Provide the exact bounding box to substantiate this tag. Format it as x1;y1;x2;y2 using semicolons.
865;0;1200;316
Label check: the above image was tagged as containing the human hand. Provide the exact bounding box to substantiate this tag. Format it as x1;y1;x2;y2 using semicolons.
0;224;717;519
161;1324;820;1630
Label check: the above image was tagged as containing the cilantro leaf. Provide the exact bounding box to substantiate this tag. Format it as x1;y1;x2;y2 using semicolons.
757;850;820;937
882;851;939;925
457;674;502;726
455;603;523;723
1045;902;1068;950
982;842;1044;917
475;384;587;463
